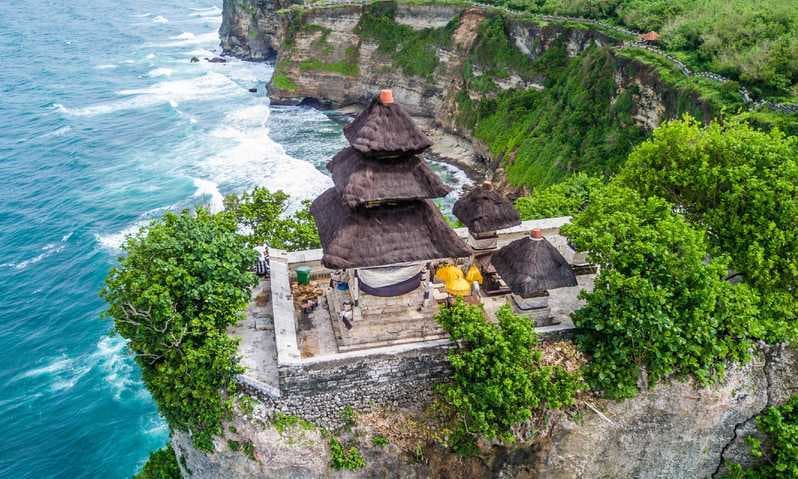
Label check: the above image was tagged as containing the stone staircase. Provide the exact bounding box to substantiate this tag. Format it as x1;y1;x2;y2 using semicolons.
326;287;448;352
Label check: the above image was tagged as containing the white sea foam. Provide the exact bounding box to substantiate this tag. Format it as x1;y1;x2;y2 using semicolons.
4;232;72;270
94;336;138;400
147;67;173;78
42;126;72;138
172;32;196;40
14;357;73;380
199;104;332;204
152;15;168;24
189;6;222;17
192;178;225;213
132;12;151;18
57;72;242;117
94;220;147;251
95;64;117;70
145;53;156;60
153;31;218;48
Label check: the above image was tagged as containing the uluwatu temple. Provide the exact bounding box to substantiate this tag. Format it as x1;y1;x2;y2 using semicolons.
235;89;595;394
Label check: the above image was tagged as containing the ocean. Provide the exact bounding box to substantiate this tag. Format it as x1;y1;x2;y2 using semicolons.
0;1;467;477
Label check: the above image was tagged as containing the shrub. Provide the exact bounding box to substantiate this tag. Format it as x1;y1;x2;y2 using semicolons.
372;434;389;447
564;185;759;398
515;173;604;220
102;209;257;451
435;301;582;452
620;116;798;343
725;395;798;478
134;447;181;479
222;187;320;251
327;434;366;470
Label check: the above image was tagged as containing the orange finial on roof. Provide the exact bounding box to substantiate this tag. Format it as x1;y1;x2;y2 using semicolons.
379;89;394;105
530;228;543;239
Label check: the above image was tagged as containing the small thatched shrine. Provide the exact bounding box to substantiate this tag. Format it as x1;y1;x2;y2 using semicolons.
491;228;577;321
311;89;470;308
453;181;521;251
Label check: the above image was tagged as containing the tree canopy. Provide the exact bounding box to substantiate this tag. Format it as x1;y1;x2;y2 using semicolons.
620;116;798;342
102;209;257;451
435;301;582;452
221;187;320;252
563;185;758;398
515;173;604;220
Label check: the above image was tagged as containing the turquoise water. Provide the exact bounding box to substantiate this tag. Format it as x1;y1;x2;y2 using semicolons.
0;2;468;477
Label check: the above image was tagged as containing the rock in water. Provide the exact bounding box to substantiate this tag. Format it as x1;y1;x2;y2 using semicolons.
206;57;227;64
190;56;199;63
248;88;257;93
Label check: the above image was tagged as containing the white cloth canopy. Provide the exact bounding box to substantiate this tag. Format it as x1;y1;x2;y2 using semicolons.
357;264;424;289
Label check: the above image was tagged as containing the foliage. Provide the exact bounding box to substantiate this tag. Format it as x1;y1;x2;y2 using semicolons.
563;185;759;399
272;413;315;434
372;434;389;447
462;46;646;187
222;187;320;251
102;209;258;451
479;0;798;96
326;434;366;470
356;1;456;79
515;173;604;220
620;116;798;343
227;439;256;460
134;447;181;479
435;301;582;451
725;395;798;478
271;73;298;91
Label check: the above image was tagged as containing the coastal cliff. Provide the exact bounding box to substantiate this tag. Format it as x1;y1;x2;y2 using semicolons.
220;0;717;187
173;344;798;478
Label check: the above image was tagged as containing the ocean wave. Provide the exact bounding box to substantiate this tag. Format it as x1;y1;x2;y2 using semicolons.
189;6;222;16
152;15;168;24
152;31;217;48
146;67;173;78
2;232;72;270
57;72;242;117
200;104;332;205
95;335;138;400
192;178;225;213
94;220;147;251
95;64;117;70
41;126;72;138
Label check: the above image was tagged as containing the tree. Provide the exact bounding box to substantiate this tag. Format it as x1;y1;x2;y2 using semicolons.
564;185;759;399
222;187;320;252
620;116;798;342
102;209;257;451
515;173;604;220
134;446;181;479
435;301;582;453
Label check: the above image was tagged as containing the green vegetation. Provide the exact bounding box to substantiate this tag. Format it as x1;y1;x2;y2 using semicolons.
102;209;257;451
273;413;316;434
298;55;359;77
620;117;798;343
435;301;582;453
515;173;604;220
222;187;320;251
372;434;389;447
563;184;758;399
227;439;256;460
725;395;798;478
481;0;798;98
356;1;456;79
326;433;366;470
463;46;646;186
134;447;181;479
271;73;298;91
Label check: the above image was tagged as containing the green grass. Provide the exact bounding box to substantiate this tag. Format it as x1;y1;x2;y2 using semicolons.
272;73;298;91
298;57;359;76
356;1;456;79
272;413;316;433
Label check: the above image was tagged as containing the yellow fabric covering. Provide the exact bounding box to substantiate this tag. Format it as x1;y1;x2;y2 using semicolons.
446;277;471;296
435;264;463;283
465;265;483;284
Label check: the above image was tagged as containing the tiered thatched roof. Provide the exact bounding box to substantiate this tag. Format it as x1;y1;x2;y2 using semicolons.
343;94;432;158
491;234;577;298
311;188;471;269
329;147;451;207
453;182;521;234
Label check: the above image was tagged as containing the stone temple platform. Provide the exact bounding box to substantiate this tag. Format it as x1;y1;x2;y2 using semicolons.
231;217;595;397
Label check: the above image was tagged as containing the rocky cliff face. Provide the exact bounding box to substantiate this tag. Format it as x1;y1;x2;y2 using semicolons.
173;345;798;478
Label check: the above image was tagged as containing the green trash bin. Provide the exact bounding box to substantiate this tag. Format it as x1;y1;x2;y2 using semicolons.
295;266;312;285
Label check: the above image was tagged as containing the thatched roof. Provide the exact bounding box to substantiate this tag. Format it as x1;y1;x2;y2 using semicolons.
453;183;521;233
311;188;471;269
329;147;451;207
343;96;432;158
491;236;577;297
